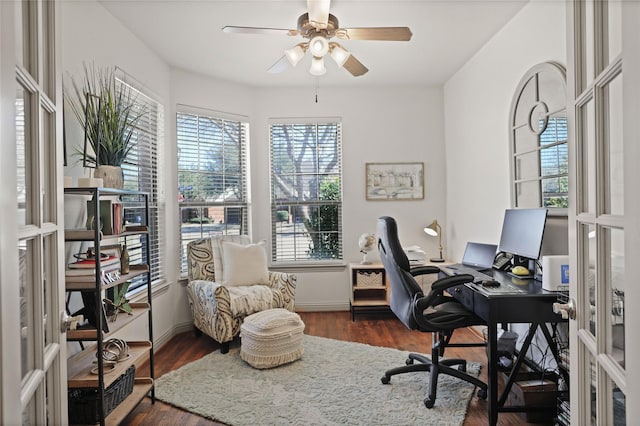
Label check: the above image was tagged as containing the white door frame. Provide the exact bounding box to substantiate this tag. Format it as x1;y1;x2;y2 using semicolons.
1;0;67;424
567;0;639;423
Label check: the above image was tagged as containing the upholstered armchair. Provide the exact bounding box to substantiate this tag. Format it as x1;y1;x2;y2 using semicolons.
185;235;296;353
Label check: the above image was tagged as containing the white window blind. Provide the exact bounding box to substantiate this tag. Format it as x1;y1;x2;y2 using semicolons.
269;120;343;263
177;108;249;273
115;74;165;289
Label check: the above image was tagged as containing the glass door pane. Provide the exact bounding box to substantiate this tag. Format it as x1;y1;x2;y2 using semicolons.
584;223;597;336
583;0;596;89
607;227;624;368
605;73;624;215
19;239;35;379
580;98;597;213
42;107;55;224
610;378;626;425
607;0;622;62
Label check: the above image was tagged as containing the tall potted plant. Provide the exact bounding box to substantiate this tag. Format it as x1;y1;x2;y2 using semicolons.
66;64;145;188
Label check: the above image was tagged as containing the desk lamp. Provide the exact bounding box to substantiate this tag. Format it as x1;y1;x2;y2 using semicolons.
424;219;445;262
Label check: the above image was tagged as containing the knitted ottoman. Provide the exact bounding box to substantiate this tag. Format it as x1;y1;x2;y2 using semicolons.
240;308;305;369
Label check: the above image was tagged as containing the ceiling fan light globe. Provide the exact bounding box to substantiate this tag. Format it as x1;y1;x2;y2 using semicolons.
330;45;350;68
309;56;326;76
285;45;306;66
309;35;329;57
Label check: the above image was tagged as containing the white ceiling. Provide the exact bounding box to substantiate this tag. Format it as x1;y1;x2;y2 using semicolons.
98;0;528;88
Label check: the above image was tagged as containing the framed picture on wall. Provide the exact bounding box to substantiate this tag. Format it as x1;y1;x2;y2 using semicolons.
365;162;424;201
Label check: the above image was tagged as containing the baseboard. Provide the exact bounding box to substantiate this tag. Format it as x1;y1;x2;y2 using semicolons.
295;302;350;312
153;320;195;352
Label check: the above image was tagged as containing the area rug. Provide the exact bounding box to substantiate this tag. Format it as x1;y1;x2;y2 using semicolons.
155;334;481;425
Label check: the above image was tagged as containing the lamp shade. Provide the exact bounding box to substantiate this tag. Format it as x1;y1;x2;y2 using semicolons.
308;35;329;57
424;219;444;262
424;220;440;236
309;56;326;76
285;44;306;67
330;43;350;68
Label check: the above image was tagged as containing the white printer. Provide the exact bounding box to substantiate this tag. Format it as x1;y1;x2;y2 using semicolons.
542;255;569;291
404;246;426;266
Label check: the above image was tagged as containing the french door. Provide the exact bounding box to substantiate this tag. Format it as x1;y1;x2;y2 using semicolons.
567;0;639;423
1;0;67;424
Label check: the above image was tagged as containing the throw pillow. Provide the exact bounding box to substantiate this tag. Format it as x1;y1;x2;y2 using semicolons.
222;241;270;287
211;235;251;281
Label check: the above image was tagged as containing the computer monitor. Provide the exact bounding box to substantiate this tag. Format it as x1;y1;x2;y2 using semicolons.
498;208;548;265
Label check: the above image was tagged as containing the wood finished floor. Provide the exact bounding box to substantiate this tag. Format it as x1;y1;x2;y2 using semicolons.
122;311;551;425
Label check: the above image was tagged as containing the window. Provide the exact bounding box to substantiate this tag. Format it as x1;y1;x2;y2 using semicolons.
510;62;568;209
116;72;165;289
177;107;249;273
269;119;343;263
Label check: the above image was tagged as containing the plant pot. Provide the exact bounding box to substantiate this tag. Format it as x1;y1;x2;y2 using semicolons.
94;165;124;189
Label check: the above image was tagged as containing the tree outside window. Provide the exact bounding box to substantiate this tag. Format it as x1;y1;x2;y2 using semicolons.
270;121;343;262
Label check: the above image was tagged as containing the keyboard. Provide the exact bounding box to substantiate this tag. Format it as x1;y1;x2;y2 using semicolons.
442;264;493;281
443;264;527;294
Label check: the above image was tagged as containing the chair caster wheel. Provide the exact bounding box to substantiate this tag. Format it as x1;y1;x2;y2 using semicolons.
477;388;487;399
381;376;391;384
405;358;414;365
424;397;435;409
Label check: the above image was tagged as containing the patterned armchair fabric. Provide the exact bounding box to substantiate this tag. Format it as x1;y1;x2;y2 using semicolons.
186;236;296;352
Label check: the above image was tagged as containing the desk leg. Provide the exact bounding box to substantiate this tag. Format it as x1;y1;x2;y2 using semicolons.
487;322;499;426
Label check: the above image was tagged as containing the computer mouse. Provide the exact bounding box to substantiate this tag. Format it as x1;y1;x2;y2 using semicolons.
511;266;530;276
481;280;500;288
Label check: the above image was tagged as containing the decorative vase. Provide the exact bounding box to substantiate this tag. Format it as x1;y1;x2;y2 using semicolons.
94;165;124;189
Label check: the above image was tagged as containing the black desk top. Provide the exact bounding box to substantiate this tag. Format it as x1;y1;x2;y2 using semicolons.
442;268;563;323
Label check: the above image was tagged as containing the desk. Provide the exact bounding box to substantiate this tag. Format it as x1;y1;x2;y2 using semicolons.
442;268;566;426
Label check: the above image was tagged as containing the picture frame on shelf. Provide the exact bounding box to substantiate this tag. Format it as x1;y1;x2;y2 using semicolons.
95;244;122;304
365;162;425;201
72;291;110;333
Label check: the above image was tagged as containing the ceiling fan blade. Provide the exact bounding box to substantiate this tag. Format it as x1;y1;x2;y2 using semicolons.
222;26;299;37
267;55;291;74
338;27;412;41
307;0;330;29
342;55;368;77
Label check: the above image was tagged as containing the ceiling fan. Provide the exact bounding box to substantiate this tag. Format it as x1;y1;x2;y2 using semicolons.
222;0;412;77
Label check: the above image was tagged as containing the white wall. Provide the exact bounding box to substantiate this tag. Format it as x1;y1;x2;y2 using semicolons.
170;74;448;310
61;0;449;335
253;86;447;310
60;0;568;330
61;0;180;346
443;0;567;261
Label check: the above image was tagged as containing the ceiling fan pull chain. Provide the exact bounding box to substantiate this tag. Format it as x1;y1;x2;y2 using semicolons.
315;77;319;103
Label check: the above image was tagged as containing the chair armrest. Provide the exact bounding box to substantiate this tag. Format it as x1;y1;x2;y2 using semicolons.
267;271;297;311
414;274;474;312
430;274;474;294
185;279;234;342
410;265;440;277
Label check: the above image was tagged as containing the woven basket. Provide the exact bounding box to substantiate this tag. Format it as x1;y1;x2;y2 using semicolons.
68;365;135;424
355;270;383;287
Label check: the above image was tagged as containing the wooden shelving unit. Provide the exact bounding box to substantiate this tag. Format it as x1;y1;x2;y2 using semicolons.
64;187;154;426
349;263;390;321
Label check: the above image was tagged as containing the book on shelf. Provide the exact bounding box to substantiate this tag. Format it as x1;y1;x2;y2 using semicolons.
85;200;125;235
68;255;120;269
64;229;104;240
124;224;148;232
112;202;124;235
86;199;113;235
65;265;120;276
65;267;121;285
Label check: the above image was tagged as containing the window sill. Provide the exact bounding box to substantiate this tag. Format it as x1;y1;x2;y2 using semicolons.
269;261;346;273
128;279;170;302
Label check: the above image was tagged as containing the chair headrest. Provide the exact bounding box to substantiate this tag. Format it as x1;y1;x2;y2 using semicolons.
377;216;411;272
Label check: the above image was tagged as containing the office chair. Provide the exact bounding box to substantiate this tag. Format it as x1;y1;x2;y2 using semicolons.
377;216;488;408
